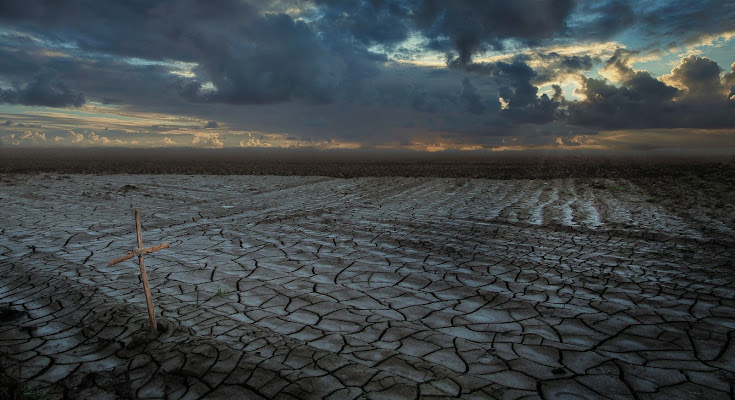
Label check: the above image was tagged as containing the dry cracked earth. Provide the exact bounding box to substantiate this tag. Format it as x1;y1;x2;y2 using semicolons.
1;173;734;399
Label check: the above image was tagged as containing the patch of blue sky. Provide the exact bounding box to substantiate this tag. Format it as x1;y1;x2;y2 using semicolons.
122;57;198;77
0;27;80;51
633;36;735;78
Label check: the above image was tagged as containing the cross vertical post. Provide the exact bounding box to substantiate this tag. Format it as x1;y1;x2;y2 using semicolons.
109;209;168;334
135;209;158;334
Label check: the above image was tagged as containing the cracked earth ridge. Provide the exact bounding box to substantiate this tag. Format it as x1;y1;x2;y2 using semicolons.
1;174;734;399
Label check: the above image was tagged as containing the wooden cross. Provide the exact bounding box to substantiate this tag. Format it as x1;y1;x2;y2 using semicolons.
108;209;169;334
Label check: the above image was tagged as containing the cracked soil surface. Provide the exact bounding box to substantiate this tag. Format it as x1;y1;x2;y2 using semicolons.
1;172;734;399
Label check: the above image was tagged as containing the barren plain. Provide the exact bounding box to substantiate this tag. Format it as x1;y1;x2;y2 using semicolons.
1;154;734;399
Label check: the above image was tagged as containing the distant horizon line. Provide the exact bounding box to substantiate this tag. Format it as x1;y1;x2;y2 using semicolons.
2;146;735;160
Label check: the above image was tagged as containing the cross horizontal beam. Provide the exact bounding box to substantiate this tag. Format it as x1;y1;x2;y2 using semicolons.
108;242;169;266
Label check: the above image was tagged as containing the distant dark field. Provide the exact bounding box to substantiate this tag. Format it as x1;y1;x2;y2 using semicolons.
6;148;733;223
2;147;734;180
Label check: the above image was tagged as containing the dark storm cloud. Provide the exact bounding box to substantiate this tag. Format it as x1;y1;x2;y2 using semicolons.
0;44;56;79
567;75;677;129
0;0;382;106
0;44;193;111
309;0;581;65
185;13;352;105
170;3;386;104
507;85;565;125
2;0;246;61
571;0;635;40
452;49;733;131
2;0;711;72
458;59;566;124
638;0;735;47
407;0;734;65
334;63;479;114
0;70;85;107
0;0;75;20
567;49;679;128
310;0;734;66
0;0;734;143
311;0;413;46
459;78;486;114
557;55;596;71
484;61;539;109
414;0;575;64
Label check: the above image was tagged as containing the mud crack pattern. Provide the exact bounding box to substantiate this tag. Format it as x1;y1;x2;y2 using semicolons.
1;174;734;399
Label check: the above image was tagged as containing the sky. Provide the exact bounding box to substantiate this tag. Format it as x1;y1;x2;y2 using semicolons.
0;0;734;151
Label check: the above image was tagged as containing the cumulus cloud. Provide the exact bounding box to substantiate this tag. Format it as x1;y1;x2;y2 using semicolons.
239;137;272;147
568;54;734;129
87;131;111;144
555;135;595;147
150;137;176;147
67;130;84;143
0;131;46;146
192;134;224;148
47;130;124;146
21;131;46;144
725;63;735;100
203;121;219;129
663;55;725;101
